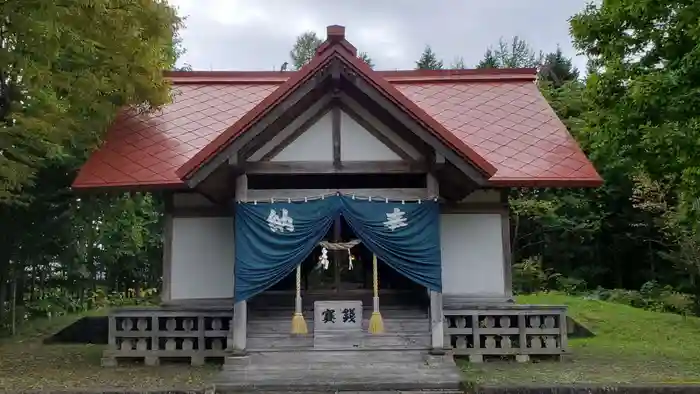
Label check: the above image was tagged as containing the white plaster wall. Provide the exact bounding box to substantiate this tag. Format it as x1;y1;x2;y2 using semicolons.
272;111;333;161
439;213;505;296
340;110;401;161
170;217;235;300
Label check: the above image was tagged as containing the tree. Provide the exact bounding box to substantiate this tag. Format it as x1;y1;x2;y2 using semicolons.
0;0;182;204
415;45;443;70
476;37;542;69
289;32;376;70
289;31;323;70
451;57;467;69
569;0;700;299
357;51;375;69
539;47;580;87
476;50;499;69
0;0;181;333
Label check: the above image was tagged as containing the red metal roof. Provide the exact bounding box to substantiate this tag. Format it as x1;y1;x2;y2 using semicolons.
176;28;497;181
72;28;601;190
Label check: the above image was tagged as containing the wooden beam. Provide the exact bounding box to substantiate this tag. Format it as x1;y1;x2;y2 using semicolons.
231;174;247;354
501;208;513;298
426;172;439;198
242;160;429;175
435;161;478;201
245;188;428;202
332;106;341;167
161;193;174;303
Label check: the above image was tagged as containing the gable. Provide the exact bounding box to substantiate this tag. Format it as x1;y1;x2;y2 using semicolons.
270;109;334;162
339;110;402;161
257;105;409;163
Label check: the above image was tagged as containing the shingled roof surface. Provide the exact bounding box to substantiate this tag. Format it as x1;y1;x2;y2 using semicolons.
72;28;601;190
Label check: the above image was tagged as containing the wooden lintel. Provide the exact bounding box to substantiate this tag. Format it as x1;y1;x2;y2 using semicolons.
242;160;429;175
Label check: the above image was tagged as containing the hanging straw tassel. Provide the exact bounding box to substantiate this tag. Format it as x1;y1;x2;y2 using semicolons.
291;265;308;334
368;254;385;334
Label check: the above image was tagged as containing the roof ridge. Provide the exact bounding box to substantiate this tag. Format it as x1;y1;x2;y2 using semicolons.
165;68;536;84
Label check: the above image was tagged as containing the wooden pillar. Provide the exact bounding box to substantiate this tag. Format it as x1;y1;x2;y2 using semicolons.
231;174;248;355
232;301;247;354
427;172;445;354
161;193;174;303
501;190;514;300
429;290;445;354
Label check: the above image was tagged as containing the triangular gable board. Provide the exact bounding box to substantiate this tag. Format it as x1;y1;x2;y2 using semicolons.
271;110;334;162
267;108;408;162
339;110;401;161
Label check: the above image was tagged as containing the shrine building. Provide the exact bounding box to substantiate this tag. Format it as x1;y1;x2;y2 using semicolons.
72;26;601;391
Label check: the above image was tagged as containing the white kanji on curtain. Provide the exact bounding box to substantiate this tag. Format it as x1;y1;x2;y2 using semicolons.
383;207;408;231
267;208;295;233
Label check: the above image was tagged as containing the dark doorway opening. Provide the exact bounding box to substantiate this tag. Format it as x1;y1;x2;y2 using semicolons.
266;215;427;307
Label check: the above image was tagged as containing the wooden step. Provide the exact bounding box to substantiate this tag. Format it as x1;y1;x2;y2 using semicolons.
248;318;430;334
215;350;462;393
224;349;427;367
247;331;430;351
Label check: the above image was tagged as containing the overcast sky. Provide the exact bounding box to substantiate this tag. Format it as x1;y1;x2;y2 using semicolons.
170;0;590;72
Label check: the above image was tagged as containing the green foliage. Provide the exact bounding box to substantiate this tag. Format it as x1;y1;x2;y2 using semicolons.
539;47;580;86
357;51;375;69
1;286;159;335
451;57;467;69
513;257;694;316
564;0;700;299
476;49;499;69
589;282;695;317
415;45;443;70
289;32;376;70
512;256;561;294
0;0;182;203
476;36;542;69
0;0;180;336
290;31;323;70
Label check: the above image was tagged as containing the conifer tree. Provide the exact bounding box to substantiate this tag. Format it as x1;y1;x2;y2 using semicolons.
415;45;443;70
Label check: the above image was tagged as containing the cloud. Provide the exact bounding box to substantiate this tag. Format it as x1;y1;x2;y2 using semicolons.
169;0;589;72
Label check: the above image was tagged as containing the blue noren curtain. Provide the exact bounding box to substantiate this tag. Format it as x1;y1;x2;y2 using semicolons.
338;196;442;292
233;198;339;302
233;195;442;302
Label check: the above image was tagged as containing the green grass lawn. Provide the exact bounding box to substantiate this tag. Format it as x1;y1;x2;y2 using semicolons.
2;294;700;390
461;292;700;385
0;310;217;391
